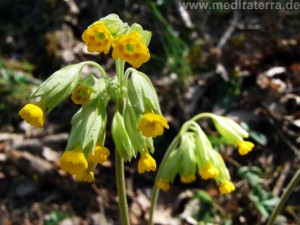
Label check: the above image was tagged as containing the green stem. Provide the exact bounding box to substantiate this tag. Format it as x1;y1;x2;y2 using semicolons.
266;167;300;225
83;61;107;77
115;149;130;225
148;136;181;225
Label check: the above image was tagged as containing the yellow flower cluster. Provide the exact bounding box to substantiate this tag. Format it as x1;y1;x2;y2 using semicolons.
82;20;150;68
18;104;45;128
59;144;110;182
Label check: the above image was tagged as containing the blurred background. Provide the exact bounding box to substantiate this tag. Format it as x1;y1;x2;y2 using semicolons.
0;0;300;224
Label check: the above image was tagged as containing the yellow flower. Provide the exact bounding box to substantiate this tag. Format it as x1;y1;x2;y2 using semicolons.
219;180;235;195
156;178;170;191
60;150;88;176
76;170;94;182
87;145;110;164
82;20;114;53
199;164;219;180
180;174;196;184
18;103;45;128
138;151;156;174
112;32;150;68
71;85;91;105
237;141;254;155
137;113;169;138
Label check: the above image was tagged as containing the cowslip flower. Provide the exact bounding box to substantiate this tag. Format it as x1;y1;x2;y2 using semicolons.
156;178;170;191
112;32;150;68
237;141;254;155
18;103;45;128
76;170;94;182
198;164;219;180
180;174;196;184
60;150;88;176
219;180;235;195
137;113;169;138
138;151;156;174
82;20;114;53
71;85;91;105
87;145;110;164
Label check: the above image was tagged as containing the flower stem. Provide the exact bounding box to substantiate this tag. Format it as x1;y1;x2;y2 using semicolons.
266;167;300;225
148;136;180;225
115;149;130;225
83;61;107;77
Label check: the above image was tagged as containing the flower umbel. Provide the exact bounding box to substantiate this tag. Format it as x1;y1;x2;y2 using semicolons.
219;180;235;195
199;164;219;180
18;104;45;128
156;178;170;191
138;151;156;173
138;113;169;138
87;145;110;164
82;20;114;53
71;85;91;105
112;32;150;68
76;169;94;182
237;141;254;155
60;150;88;176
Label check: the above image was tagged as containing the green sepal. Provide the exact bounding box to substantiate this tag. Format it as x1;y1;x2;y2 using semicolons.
124;102;148;156
160;149;181;183
66;98;106;152
79;74;107;100
112;112;134;162
194;124;212;166
106;77;120;102
127;69;161;114
179;133;197;176
30;62;85;112
127;23;151;46
101;13;128;37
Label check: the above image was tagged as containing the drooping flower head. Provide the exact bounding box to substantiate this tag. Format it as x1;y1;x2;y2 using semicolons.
156;178;170;191
219;179;236;195
198;163;219;180
112;32;150;68
18;103;45;128
237;141;254;155
76;169;94;182
82;20;114;54
138;150;156;174
60;150;88;176
180;174;196;184
71;85;91;105
87;144;110;164
138;113;169;138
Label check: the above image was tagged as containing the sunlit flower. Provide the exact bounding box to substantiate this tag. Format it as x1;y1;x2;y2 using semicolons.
82;20;114;53
219;180;235;195
137;113;169;138
199;164;219;180
71;85;91;105
76;170;94;182
87;144;110;164
138;151;156;173
112;32;150;68
156;178;170;191
18;103;45;128
237;141;254;155
180;174;196;184
60;150;88;176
